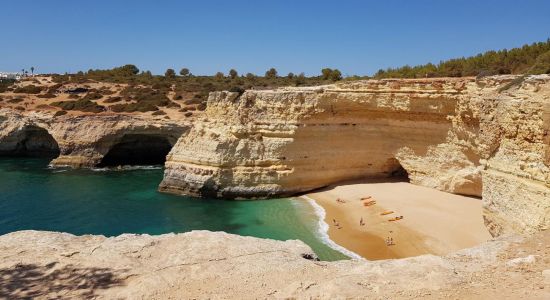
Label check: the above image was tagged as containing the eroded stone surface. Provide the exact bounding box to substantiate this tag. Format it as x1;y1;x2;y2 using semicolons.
2;75;549;236
0;108;188;167
0;230;548;299
160;75;550;236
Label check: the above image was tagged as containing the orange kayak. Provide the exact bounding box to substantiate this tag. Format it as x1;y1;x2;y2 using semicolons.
380;211;394;216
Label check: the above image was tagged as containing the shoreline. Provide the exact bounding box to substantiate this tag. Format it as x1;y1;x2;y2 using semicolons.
301;195;363;260
302;180;492;260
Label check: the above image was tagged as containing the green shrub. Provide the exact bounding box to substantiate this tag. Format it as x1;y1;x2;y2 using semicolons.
118;86;171;111
37;93;57;99
528;51;550;74
166;101;180;108
51;99;105;113
82;92;103;100
0;79;16;93
110;102;158;113
46;83;63;94
8;98;24;103
98;88;115;95
13;85;43;94
229;86;245;95
183;97;203;105
104;96;122;103
54;110;68;117
151;82;171;91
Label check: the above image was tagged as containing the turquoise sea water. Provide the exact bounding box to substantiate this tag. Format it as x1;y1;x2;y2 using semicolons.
0;158;348;261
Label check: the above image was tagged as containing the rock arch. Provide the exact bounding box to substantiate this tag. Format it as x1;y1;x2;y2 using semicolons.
0;125;60;157
97;134;173;167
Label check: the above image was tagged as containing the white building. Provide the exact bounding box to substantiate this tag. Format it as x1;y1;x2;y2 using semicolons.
0;72;22;80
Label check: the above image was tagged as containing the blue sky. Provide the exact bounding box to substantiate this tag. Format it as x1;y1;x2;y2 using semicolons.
1;0;549;76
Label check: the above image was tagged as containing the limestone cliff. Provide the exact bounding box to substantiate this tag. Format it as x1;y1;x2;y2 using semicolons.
0;108;188;167
160;75;550;236
2;75;549;236
479;76;550;235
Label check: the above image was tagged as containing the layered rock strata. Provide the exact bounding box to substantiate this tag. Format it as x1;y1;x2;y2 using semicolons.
1;76;548;236
0;109;188;167
160;75;550;236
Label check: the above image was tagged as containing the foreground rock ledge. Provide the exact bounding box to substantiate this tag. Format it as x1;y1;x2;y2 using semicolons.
0;230;548;299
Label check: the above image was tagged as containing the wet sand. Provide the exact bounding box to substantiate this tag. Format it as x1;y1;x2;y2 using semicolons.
303;179;492;260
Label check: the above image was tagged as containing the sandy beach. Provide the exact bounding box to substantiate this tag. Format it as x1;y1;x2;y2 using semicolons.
304;179;492;260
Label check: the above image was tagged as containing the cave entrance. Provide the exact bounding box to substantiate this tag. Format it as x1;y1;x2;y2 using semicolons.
386;158;410;182
98;134;172;167
4;126;60;157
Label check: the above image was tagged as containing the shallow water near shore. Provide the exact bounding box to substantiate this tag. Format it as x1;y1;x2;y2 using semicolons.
0;158;348;261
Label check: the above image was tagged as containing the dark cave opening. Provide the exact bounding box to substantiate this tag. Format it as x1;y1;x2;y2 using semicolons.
387;158;410;182
3;126;60;158
98;134;172;167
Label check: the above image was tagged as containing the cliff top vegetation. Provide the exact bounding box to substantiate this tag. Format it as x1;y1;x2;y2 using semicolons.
374;39;550;79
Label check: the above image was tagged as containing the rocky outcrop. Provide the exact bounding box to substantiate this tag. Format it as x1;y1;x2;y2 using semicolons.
0;109;188;167
2;76;549;236
0;230;548;299
479;76;550;236
160;75;550;236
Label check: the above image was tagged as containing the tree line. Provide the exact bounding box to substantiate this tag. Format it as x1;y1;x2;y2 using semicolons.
374;39;550;78
51;39;550;88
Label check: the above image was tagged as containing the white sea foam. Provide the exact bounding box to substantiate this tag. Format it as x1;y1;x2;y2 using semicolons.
91;165;163;172
300;195;364;260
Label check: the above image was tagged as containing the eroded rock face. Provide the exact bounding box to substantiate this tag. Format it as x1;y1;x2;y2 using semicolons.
479;76;550;235
2;76;549;236
0;230;548;299
160;80;471;197
160;75;550;236
0;108;188;167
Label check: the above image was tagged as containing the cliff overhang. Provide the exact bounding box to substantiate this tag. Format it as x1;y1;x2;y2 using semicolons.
159;75;550;236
